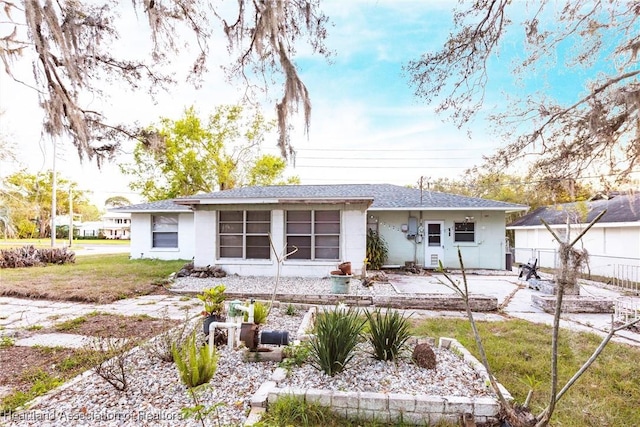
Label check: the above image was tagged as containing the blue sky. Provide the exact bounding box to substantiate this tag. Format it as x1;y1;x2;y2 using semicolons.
0;1;601;205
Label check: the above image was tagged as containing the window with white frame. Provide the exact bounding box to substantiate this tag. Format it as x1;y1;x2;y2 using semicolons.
454;221;475;243
218;211;271;259
152;215;178;248
286;210;340;260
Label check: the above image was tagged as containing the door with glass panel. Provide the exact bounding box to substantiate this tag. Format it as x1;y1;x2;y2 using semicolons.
424;221;444;268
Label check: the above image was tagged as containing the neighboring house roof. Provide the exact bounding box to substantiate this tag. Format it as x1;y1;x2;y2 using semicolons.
113;184;527;213
507;192;640;227
111;199;193;213
173;184;528;212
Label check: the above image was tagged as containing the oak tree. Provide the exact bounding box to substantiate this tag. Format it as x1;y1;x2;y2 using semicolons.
120;105;298;201
406;1;639;187
0;1;329;164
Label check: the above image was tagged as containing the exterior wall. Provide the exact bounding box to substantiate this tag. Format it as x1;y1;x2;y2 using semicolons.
78;221;102;237
373;210;507;270
129;205;510;273
512;223;640;278
192;203;368;278
129;212;194;261
193;210;216;268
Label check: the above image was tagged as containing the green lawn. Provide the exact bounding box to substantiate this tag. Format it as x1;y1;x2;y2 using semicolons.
0;254;187;303
412;318;640;427
0;238;130;249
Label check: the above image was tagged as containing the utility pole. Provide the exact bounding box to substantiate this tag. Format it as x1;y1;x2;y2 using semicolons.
51;140;57;248
417;176;429;204
69;186;73;247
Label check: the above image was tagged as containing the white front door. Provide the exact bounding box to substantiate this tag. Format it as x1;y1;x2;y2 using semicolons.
424;221;444;268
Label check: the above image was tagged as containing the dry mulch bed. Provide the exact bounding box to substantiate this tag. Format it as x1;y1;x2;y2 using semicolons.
47;313;181;340
0;283;172;305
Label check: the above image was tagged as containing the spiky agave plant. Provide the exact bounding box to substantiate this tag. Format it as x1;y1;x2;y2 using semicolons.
365;308;412;361
309;305;366;376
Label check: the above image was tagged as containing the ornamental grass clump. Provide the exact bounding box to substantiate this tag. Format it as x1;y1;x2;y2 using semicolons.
365;308;412;362
172;331;218;388
309;305;366;376
172;331;220;426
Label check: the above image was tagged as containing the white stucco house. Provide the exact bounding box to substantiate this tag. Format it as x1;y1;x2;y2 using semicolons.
507;192;640;279
101;211;131;239
114;184;527;277
73;212;131;239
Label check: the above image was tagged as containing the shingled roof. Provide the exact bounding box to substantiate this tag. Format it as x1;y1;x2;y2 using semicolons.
114;184;527;212
111;199;192;213
507;192;640;227
175;184;527;211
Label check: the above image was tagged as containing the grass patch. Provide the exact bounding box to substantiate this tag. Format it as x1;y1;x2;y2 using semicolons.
0;254;187;303
0;336;15;348
25;325;43;331
256;394;456;426
55;316;88;331
0;239;130;249
1;369;64;413
0;346;105;414
411;318;640;427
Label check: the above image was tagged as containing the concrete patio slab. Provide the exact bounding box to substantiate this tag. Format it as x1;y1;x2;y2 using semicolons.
15;333;95;349
2;272;639;348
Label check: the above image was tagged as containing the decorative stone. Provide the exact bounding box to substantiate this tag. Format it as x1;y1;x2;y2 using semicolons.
412;343;437;369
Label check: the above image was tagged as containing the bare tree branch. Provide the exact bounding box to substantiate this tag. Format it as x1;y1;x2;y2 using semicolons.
1;0;329;166
407;0;640;186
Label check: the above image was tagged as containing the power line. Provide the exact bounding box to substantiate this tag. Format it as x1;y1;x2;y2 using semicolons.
292;165;470;169
295;156;479;161
292;147;495;152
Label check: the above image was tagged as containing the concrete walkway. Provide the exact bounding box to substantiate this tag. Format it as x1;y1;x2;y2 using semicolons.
1;271;639;348
389;270;640;347
0;294;200;348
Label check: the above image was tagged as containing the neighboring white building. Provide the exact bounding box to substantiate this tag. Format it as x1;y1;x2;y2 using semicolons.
64;212;132;239
101;211;131;239
507;192;640;278
77;221;102;237
114;184;527;277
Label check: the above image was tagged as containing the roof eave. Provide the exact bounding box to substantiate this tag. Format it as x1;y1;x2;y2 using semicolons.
120;208;192;213
369;206;529;212
175;197;374;206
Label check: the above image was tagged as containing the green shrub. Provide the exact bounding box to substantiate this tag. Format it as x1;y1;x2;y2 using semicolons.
365;308;412;361
309;305;365;376
245;301;269;325
197;285;226;317
366;229;388;270
172;331;218;388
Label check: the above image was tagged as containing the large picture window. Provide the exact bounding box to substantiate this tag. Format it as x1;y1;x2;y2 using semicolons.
152;215;178;248
219;211;270;259
286;210;340;260
454;222;475;243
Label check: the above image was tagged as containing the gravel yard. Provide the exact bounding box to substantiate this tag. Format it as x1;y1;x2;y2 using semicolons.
171;274;401;296
3;276;497;426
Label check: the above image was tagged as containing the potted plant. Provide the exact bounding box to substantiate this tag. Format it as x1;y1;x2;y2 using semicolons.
197;284;227;335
